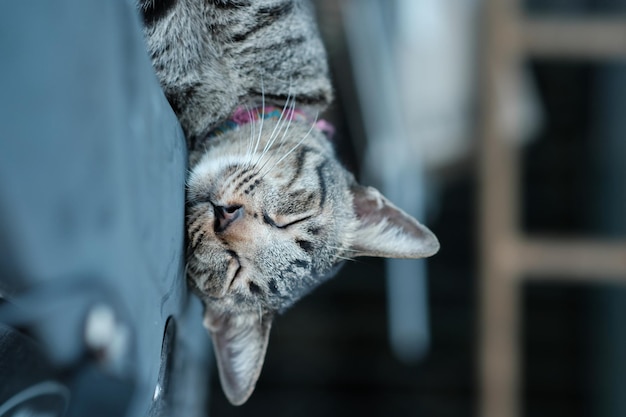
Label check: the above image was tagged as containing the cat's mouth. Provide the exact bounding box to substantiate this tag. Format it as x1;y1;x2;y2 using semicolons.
224;251;242;294
203;251;242;299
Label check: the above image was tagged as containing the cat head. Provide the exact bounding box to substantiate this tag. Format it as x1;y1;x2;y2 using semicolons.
185;108;439;405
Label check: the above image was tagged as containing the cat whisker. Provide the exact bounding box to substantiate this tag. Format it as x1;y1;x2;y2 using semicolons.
323;245;360;262
325;245;347;250
243;104;255;164
253;93;292;170
250;78;296;174
260;88;293;157
262;110;319;177
264;77;294;150
184;167;195;187
256;97;298;177
270;96;297;153
249;79;266;169
245;107;258;169
335;256;356;262
248;105;261;168
257;97;298;179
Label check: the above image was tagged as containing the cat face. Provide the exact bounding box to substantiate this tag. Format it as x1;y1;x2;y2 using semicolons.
187;118;352;315
185;114;439;405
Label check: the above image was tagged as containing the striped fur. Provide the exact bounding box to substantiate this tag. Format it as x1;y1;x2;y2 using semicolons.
140;0;332;141
139;0;439;406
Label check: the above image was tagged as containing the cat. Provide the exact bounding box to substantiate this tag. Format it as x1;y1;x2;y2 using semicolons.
140;0;439;405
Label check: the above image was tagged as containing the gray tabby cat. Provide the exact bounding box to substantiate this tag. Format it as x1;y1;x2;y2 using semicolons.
140;0;439;406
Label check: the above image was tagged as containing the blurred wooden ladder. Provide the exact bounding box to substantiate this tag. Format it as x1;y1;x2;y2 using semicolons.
478;2;626;417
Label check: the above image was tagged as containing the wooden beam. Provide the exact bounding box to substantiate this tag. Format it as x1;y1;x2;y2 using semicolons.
518;238;626;281
479;9;626;417
522;18;626;59
478;1;522;416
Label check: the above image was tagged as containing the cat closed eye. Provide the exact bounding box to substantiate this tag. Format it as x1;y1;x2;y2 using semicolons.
263;212;313;229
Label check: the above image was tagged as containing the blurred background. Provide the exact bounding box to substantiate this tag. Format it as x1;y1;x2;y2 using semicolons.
210;0;626;417
1;0;625;417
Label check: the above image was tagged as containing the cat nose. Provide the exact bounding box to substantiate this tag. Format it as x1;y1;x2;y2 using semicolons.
213;204;243;233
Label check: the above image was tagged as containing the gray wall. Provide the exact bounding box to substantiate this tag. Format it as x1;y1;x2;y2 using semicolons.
0;0;212;416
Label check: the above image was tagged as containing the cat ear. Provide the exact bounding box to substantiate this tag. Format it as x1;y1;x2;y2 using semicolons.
203;310;273;406
349;185;440;259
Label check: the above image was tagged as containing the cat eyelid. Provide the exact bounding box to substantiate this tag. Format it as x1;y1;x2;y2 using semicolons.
280;215;314;228
262;212;313;229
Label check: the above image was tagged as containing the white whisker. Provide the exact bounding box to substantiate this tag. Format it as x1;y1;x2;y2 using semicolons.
263;110;319;176
250;79;266;168
243;104;254;163
273;96;297;151
257;97;298;177
261;90;293;157
335;256;356;262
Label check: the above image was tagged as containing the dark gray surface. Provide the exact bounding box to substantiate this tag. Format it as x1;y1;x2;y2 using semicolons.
0;0;212;416
588;62;626;417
